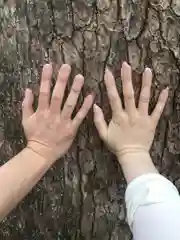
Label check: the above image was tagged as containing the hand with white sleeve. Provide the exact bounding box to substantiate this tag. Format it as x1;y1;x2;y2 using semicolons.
93;62;180;240
93;62;169;182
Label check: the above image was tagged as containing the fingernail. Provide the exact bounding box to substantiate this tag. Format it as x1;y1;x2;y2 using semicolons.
44;63;51;68
93;104;98;111
163;86;169;93
25;88;31;96
163;87;169;99
145;67;152;72
25;88;28;97
105;68;110;74
123;61;129;67
61;64;71;71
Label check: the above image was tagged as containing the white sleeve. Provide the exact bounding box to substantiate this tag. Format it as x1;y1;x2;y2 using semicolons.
125;173;180;240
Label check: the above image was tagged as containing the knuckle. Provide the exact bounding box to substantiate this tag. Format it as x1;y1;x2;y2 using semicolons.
112;118;121;127
71;87;80;94
36;108;49;118
113;111;126;120
40;91;49;97
66;103;74;109
140;95;149;103
52;95;61;102
60;76;68;82
124;92;134;99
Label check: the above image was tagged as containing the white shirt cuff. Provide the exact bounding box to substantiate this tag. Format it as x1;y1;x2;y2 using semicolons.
125;173;180;230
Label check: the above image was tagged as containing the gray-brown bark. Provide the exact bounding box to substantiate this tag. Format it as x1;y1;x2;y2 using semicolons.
0;0;180;239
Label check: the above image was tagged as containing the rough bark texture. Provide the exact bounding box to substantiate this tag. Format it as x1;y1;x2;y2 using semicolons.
0;0;180;239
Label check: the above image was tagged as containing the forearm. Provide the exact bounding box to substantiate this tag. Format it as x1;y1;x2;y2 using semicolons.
117;151;158;184
126;173;180;239
0;147;54;220
117;151;180;238
133;201;180;240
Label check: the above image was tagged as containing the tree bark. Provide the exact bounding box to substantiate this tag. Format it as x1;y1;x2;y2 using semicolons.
0;0;180;239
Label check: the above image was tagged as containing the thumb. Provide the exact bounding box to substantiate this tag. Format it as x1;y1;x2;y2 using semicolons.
93;104;108;141
22;88;34;121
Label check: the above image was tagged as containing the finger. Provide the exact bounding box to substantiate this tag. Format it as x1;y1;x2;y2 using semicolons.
121;62;136;116
22;88;34;121
151;87;169;126
104;68;122;115
50;64;71;113
72;95;94;130
138;68;152;115
61;74;84;119
93;104;108;141
38;64;53;110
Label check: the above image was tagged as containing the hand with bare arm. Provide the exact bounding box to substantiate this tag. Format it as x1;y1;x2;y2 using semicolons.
0;64;93;221
94;62;180;240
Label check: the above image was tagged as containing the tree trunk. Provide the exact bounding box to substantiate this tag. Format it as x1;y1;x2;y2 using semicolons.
0;0;180;239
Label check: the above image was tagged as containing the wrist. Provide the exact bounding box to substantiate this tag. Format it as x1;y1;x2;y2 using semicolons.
26;141;60;163
115;145;149;161
21;147;54;169
116;150;158;183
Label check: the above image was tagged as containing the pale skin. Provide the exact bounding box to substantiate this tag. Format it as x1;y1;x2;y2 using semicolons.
94;62;168;183
0;62;168;221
